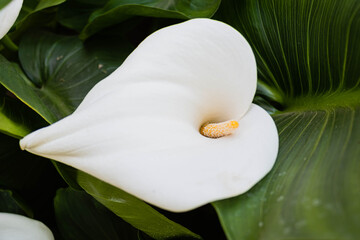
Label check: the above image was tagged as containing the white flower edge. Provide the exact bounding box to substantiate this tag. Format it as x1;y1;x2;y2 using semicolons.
0;212;54;240
0;0;23;39
20;19;279;212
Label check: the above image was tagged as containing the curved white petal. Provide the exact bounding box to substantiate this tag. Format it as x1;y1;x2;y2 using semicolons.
20;19;278;212
0;213;54;240
0;0;23;39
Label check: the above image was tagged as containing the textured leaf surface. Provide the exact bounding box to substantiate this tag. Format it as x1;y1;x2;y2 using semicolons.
0;31;126;123
213;0;360;239
54;188;141;240
77;172;201;240
214;106;360;239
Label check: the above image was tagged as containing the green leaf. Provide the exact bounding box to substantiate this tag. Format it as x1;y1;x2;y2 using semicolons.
0;90;31;138
0;30;132;188
57;0;109;32
9;0;66;40
0;84;47;138
0;189;32;217
35;0;66;11
73;0;221;39
0;132;65;226
0;31;128;123
0;0;11;10
213;0;360;239
214;106;360;239
77;171;201;240
54;188;142;240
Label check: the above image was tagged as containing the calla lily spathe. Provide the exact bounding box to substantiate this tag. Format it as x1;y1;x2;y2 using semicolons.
0;213;54;240
20;19;279;212
0;0;23;39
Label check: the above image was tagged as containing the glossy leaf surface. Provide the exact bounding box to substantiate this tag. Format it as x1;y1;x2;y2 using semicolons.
77;172;201;239
54;188;141;240
213;0;360;239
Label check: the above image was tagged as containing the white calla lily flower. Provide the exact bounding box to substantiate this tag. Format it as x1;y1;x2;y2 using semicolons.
0;0;23;39
20;19;279;212
0;212;54;240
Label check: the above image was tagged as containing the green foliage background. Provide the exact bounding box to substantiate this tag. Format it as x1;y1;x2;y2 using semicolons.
0;0;359;239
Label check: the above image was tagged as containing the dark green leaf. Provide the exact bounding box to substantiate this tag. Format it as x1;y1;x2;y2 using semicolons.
0;189;32;217
77;171;201;240
213;0;360;239
0;31;128;123
76;0;221;39
0;0;11;10
0;133;51;190
214;106;360;239
9;0;66;40
0;84;47;138
216;0;359;98
54;188;141;240
57;0;109;32
0;132;65;229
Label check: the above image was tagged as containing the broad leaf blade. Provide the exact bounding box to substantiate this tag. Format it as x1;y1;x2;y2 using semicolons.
78;0;221;39
54;188;141;240
9;0;66;40
213;0;360;239
217;0;359;98
77;171;201;240
214;106;360;239
0;31;127;123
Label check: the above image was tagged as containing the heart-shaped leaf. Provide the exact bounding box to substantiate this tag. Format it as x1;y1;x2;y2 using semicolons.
213;0;360;239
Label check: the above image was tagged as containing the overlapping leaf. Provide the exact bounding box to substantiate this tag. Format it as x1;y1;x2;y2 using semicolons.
9;0;66;40
77;173;200;239
58;0;220;39
213;0;360;239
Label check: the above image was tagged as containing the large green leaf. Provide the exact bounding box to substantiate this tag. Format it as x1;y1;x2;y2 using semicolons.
77;171;200;240
0;31;128;123
54;188;142;240
213;0;360;239
58;0;220;39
